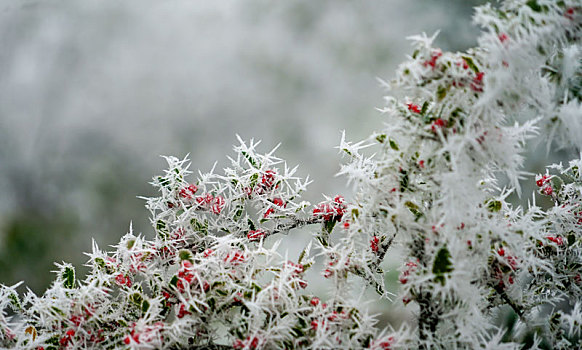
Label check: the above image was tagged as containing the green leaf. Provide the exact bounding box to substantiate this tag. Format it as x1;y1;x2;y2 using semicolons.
178;250;193;262
247;218;256;231
233;206;244;221
376;134;386;143
94;257;105;269
62;266;75;289
436;85;448;101
420;101;429;115
388;138;399;151
190;218;208;234
129;292;143;306
399;169;409;192
405;201;423;220
433;247;453;286
461;56;479;74
156;220;168;238
323;220;336;234
142;300;150;313
8;292;21;311
316;234;329;248
51;306;65;317
526;0;542;12
169;276;179;287
157;176;170;188
242;151;258;168
249;173;259;188
486;200;502;212
251;283;262;293
550;176;563;194
567;233;575;247
126;239;136;249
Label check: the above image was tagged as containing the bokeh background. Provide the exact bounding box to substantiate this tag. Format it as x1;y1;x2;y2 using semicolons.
1;0;535;328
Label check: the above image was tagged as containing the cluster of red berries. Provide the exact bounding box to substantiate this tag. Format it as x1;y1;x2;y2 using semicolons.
244;169;280;199
310;297;325;308
323;254;350;279
176;260;209;293
369;337;395;350
497;247;518;269
423;49;442;69
546;236;564;246
399;261;418;285
284;260;304;277
313;196;347;222
203;248;214;257
407;103;421;114
176;303;192;319
310;309;350;333
263;197;286;218
430;118;447;133
179;183;198;200
470;72;485;92
115;273;132;288
224;250;246;266
122;322;164;346
565;7;575;20
370;236;380;253
536;174;553;196
59;329;76;346
195;193;225;215
247;229;266;241
233;336;260;349
494;247;519;288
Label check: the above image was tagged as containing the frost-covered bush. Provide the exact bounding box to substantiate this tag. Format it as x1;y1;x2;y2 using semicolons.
1;0;582;349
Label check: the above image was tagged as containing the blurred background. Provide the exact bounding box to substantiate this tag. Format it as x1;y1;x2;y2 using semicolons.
0;0;498;327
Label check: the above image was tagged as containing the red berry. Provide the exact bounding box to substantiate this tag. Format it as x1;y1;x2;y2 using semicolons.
407;103;421;113
542;186;553;196
247;229;266;241
260;170;277;190
233;339;245;349
211;196;225;215
423;50;442;68
263;207;274;218
272;197;285;207
115;274;126;286
536;175;549;187
179;184;198;199
370;236;380;253
177;304;192;318
431;118;446;132
203;249;214;258
546;236;564;246
471;72;485;92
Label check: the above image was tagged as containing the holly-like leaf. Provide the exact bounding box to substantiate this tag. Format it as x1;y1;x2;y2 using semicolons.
433;247;453;286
